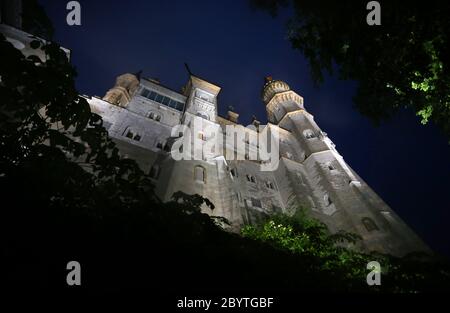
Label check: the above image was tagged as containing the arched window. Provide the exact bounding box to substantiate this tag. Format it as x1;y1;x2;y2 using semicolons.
194;166;206;183
148;112;162;122
266;181;275;190
324;194;332;206
362;217;379;232
125;129;134;139
246;174;256;183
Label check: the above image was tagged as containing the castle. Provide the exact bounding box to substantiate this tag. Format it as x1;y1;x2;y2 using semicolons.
85;72;430;257
0;2;430;257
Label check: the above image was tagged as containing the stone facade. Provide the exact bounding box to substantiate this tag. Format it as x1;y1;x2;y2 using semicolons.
86;73;431;257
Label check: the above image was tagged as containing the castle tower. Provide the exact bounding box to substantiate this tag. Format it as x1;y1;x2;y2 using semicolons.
182;75;220;122
262;77;430;256
103;73;140;107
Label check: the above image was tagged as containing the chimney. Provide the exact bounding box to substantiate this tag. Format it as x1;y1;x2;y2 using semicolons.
251;115;261;130
227;110;239;123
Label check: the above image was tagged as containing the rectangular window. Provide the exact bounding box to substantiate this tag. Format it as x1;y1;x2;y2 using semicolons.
175;102;184;111
149;165;160;180
141;89;150;98
148;91;157;101
162;96;170;106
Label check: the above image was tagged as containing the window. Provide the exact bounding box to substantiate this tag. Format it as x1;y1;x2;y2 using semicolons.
196;112;209;120
175;102;184;111
149;165;161;180
162;96;170;106
362;217;379;232
148;112;162;122
155;94;163;103
266;181;275;189
163;143;171;152
324;194;332;206
156;141;163;149
125;130;134;139
198;132;206;141
251;198;262;208
148;91;157;100
196;90;213;102
124;128;141;141
303;129;316;139
168;99;177;109
246;175;256;183
194;166;206;183
140;88;185;111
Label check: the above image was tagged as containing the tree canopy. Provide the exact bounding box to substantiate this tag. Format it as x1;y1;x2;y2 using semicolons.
252;0;450;138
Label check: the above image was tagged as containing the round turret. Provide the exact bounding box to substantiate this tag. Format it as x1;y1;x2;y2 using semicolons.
103;73;140;106
262;76;290;104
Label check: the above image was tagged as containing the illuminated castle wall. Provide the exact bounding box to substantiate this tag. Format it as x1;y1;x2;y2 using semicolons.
85;72;430;257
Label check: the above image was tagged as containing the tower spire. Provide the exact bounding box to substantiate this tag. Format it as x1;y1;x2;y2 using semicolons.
184;63;193;76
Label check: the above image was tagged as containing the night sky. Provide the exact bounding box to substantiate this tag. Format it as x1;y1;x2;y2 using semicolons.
40;0;450;256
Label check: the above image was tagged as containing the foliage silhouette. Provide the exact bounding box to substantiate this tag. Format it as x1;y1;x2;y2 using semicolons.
251;0;450;139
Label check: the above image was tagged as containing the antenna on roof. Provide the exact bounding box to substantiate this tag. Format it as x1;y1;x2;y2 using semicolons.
134;70;143;80
184;63;193;76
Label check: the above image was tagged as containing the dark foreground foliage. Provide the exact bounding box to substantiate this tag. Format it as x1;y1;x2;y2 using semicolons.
1;26;449;298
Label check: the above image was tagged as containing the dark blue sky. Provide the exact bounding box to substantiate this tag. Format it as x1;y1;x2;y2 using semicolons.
41;0;450;256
